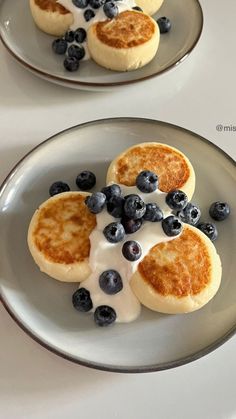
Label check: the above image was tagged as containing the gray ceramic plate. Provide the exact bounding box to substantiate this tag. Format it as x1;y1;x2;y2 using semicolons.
0;118;236;373
0;0;203;90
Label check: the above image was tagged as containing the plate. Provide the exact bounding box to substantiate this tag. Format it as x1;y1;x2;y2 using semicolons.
0;0;203;90
0;118;236;373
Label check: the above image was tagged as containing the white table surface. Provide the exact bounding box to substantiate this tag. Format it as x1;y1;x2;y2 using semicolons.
1;1;236;418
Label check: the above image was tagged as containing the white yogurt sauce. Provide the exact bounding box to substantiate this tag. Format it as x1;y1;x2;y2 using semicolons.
57;0;137;59
82;184;180;323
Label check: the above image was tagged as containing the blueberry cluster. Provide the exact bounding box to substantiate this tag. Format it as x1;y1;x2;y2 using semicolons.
49;170;96;196
52;28;87;72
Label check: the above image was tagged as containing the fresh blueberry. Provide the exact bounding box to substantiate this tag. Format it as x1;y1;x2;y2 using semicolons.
49;181;70;196
85;192;106;213
68;44;85;60
107;196;124;218
209;201;230;221
76;170;96;190
122;240;142;262
178;203;201;225
197;222;218;241
84;8;95;21
72;288;93;312
89;0;106;8
162;215;183;237
103;1;118;19
124;194;146;220
166;189;188;211
52;38;67;55
64;56;80;72
121;217;143;234
101;184;121;201
64;30;75;42
103;221;125;243
132;6;143;12
72;0;89;8
143;203;163;222
74;27;87;43
157;17;171;34
136;170;158;193
99;270;123;295
94;305;116;326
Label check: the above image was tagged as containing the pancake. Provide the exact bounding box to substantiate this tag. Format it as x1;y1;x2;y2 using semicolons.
136;0;164;16
87;10;160;71
130;224;222;313
29;0;73;36
27;192;96;282
107;142;196;200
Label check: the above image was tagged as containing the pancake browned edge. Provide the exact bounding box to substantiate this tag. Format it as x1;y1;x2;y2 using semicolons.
130;224;222;313
29;0;73;36
107;142;196;200
27;192;96;282
87;11;160;71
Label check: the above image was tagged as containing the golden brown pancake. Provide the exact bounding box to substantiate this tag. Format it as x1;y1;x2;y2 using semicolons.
28;192;96;282
29;0;73;36
130;225;222;313
107;142;196;199
87;11;160;71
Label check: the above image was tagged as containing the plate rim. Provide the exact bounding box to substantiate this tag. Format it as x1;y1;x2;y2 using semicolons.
0;117;235;373
0;0;204;88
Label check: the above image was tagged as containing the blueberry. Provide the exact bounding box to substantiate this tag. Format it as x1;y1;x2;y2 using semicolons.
72;0;89;8
64;57;80;72
49;181;70;196
143;203;163;222
157;17;171;34
94;305;116;326
64;30;75;42
198;223;218;241
136;170;158;193
101;184;121;201
162;215;183;237
103;222;125;243
68;44;85;60
132;6;143;12
209;202;230;221
84;8;95;21
124;194;146;220
121;217;143;234
76;170;96;190
89;0;106;8
103;1;118;19
122;240;142;262
72;288;93;312
107;196;124;218
166;189;188;211
99;270;123;295
178;203;201;225
85;192;106;213
52;38;67;55
74;27;87;43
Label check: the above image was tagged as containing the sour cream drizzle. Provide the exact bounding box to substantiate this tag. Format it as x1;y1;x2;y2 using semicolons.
82;184;180;323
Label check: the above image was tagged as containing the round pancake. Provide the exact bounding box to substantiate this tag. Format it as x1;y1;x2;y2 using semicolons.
136;0;164;16
87;11;160;71
29;0;73;36
28;192;96;282
130;224;222;313
107;142;196;200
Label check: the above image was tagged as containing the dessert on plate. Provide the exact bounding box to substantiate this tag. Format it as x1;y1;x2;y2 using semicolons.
28;142;225;326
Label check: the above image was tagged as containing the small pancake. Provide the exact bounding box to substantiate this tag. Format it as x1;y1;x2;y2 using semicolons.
107;142;196;200
29;0;73;36
87;11;160;71
136;0;164;16
130;224;222;313
28;192;96;282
